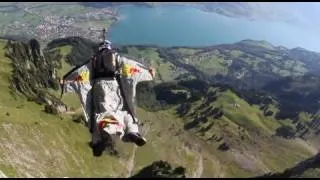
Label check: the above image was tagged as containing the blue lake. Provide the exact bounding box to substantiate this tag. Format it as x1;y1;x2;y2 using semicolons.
108;5;320;52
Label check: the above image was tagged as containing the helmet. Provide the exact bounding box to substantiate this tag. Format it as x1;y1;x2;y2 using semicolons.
99;39;112;51
104;40;111;45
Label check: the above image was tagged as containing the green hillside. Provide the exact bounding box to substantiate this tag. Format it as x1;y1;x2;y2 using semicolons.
0;37;319;178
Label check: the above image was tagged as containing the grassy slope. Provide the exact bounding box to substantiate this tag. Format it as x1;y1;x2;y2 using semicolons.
0;42;126;178
0;42;204;178
0;40;318;178
179;87;317;176
103;45;318;177
113;44;319;177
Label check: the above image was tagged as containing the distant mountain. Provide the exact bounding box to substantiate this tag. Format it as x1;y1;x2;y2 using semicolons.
79;2;154;8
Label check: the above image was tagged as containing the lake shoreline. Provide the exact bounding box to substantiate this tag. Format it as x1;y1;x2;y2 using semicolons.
106;4;320;53
110;3;257;21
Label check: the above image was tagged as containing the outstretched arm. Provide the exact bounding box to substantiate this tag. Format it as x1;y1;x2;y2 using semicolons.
148;67;156;79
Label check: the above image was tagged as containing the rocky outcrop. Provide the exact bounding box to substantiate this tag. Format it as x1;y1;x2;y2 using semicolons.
4;39;67;115
44;104;68;115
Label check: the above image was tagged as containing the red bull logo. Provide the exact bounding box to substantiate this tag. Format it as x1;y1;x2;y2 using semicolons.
129;67;141;75
73;70;90;82
98;118;124;130
122;64;141;77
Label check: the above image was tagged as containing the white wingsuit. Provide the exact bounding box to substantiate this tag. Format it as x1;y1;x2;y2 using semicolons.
62;46;154;146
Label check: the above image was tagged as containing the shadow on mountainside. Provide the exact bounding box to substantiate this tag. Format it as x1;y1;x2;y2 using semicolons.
256;152;320;178
130;160;186;178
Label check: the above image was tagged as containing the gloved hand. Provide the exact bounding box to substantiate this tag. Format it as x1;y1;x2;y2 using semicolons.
149;67;156;78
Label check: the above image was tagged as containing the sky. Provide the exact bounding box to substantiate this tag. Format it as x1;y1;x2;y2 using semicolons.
262;2;320;29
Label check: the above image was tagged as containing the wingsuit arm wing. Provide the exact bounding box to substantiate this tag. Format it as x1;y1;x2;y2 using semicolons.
120;56;155;83
61;60;92;93
118;56;155;117
61;60;93;124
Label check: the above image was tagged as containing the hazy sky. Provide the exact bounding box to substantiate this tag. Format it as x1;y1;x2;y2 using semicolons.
262;2;320;27
241;2;320;51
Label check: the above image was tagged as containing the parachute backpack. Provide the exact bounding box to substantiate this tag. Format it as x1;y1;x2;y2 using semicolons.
92;41;119;79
